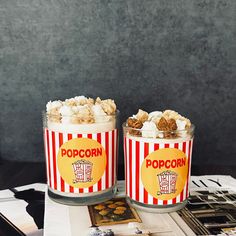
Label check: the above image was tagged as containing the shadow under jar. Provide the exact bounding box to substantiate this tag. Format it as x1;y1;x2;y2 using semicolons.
43;112;119;205
123;124;194;213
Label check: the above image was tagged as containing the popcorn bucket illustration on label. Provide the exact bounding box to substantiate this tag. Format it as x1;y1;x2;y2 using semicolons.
72;160;93;183
157;171;177;195
123;124;194;212
43;114;118;205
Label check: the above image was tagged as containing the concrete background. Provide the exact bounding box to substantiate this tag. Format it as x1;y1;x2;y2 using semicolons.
0;1;235;176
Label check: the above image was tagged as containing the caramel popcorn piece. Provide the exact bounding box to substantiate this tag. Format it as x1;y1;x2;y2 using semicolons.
157;117;177;138
135;109;148;123
127;118;143;136
157;117;169;131
127;118;143;129
168;118;177;131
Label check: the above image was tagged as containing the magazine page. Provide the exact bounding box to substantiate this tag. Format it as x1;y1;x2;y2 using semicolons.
170;175;236;236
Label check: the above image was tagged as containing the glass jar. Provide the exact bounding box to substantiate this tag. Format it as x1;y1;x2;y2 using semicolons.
43;112;119;205
123;124;194;213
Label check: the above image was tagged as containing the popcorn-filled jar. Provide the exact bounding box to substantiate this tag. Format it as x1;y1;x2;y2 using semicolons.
123;110;194;213
43;96;119;205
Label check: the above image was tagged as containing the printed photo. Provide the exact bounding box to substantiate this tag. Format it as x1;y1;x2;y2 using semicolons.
88;198;142;226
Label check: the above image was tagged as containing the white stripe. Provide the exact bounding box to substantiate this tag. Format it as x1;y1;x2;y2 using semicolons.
44;130;50;186
126;138;130;197
169;142;175;148
176;192;181;203
132;139;136;200
48;130;55;190
167;199;172;205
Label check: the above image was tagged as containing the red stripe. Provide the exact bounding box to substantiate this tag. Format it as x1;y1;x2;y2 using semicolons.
129;139;133;198
52;131;57;190
69;186;74;193
143;142;149;203
59;133;65;192
172;197;176;204
164;143;169;148
77;134;82;138
67;134;74;193
163;200;168;205
105;132;109;189
112;130;115;185
174;143;179;149
124;137;127;195
46;130;52;187
182;141;186;153
135;141;140;202
154;143;159;151
153;197;158;205
88;134;94;193
97;133;102;191
180;190;184;202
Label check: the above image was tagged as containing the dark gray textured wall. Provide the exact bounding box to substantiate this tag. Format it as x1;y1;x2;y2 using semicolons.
0;1;236;173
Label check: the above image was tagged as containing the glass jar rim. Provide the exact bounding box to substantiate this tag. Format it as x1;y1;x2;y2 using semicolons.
122;122;195;133
42;110;119;118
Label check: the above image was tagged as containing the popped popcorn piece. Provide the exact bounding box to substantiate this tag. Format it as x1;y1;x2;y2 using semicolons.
148;111;163;122
141;121;158;138
176;119;187;131
96;97;116;115
135;109;149;123
46;101;62;123
163;110;179;120
46;100;63;113
163;110;191;129
74;96;94;105
92;104;109;123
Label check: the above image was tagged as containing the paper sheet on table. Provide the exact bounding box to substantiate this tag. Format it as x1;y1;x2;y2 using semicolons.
0;183;45;236
44;181;186;236
44;176;236;236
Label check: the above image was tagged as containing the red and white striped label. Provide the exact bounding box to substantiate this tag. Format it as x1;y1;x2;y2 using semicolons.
44;128;118;194
124;137;193;205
